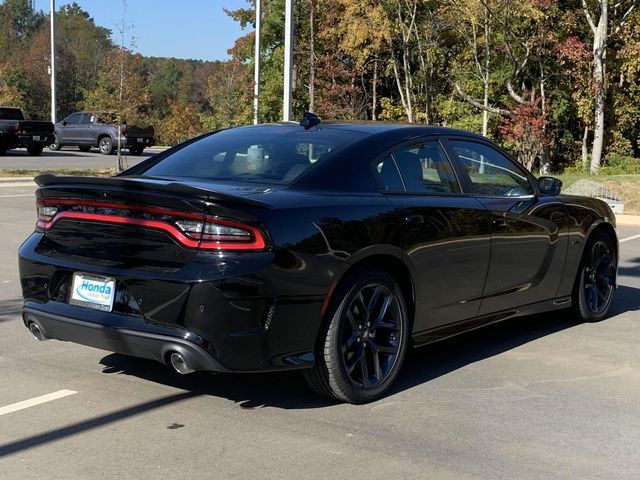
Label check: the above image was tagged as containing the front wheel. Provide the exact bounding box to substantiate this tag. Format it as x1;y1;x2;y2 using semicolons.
572;232;616;322
27;144;44;156
304;269;409;403
99;137;114;155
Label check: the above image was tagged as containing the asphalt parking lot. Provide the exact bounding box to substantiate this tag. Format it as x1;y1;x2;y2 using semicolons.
1;181;639;479
0;147;164;170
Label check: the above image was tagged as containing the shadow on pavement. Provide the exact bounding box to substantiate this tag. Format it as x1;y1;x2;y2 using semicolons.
0;298;22;323
97;310;581;410
0;392;198;458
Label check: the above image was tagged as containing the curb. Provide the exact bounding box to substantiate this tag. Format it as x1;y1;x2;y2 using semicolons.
0;177;35;182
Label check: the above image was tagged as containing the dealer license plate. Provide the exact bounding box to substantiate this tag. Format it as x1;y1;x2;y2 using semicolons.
70;273;116;312
136;138;146;143
33;135;41;141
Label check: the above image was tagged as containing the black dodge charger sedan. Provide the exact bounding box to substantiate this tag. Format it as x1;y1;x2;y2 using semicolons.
19;119;618;403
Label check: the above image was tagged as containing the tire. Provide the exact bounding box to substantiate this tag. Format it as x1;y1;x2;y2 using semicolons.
27;144;44;156
78;145;92;152
0;146;7;155
571;231;616;322
49;134;61;151
304;268;410;403
128;146;144;156
99;136;114;155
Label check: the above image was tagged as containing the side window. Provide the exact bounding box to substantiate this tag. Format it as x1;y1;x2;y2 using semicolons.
450;140;534;197
64;113;82;125
376;156;404;191
392;141;460;194
80;113;93;124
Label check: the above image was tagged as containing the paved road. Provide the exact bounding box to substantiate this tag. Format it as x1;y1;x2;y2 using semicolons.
0;147;166;170
1;183;639;480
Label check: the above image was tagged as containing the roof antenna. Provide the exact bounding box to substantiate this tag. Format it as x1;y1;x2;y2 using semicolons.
300;112;321;130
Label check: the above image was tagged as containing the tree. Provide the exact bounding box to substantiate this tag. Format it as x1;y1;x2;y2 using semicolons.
581;0;637;173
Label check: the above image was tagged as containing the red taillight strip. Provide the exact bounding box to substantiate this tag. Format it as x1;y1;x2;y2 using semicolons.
37;203;266;251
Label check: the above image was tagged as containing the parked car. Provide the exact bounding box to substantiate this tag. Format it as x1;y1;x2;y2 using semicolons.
0;106;54;156
19;117;618;403
50;111;155;155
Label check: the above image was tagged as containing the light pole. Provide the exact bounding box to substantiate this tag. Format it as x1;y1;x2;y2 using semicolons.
50;0;56;123
283;0;294;122
253;0;261;125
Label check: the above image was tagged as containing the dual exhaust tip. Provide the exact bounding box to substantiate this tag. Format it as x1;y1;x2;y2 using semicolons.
28;319;196;375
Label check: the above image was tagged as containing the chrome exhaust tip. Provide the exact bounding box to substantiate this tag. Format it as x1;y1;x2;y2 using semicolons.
169;352;195;375
29;322;47;341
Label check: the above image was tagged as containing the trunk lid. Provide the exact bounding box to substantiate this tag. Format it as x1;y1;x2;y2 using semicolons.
34;174;269;270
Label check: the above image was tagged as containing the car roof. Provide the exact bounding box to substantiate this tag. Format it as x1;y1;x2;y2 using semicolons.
234;122;486;140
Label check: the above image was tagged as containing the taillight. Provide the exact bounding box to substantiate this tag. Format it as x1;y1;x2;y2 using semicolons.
35;199;266;251
37;205;58;224
120;125;129;136
175;218;264;249
15;123;22;134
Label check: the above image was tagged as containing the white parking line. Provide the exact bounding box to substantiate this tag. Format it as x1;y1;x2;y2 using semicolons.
0;390;78;417
620;234;640;244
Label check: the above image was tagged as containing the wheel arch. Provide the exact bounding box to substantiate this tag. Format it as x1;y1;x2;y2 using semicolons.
328;251;415;330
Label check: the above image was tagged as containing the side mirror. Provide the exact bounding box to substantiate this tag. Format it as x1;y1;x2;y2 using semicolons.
62;121;67;126
537;176;562;196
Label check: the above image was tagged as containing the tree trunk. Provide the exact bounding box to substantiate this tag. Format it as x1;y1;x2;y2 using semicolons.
582;124;589;169
590;1;608;174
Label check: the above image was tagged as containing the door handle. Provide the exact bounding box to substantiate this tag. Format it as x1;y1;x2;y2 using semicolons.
405;215;424;227
492;218;509;232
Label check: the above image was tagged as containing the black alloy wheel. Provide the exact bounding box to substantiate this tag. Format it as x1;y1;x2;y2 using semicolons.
49;134;61;151
573;232;616;322
304;269;409;403
99;136;114;155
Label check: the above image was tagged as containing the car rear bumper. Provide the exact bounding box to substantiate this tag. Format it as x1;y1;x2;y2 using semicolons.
23;303;228;372
17;133;55;146
19;233;326;373
125;136;155;148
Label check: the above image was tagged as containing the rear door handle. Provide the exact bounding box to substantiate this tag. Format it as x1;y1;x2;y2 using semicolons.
405;215;424;227
492;218;508;232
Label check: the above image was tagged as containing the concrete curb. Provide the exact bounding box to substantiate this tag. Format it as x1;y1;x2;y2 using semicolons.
0;177;35;183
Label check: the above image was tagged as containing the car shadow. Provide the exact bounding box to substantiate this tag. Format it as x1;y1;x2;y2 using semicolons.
98;285;640;409
0;298;23;323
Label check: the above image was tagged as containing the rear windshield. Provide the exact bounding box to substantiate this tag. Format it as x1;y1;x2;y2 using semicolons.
0;108;24;120
141;126;363;184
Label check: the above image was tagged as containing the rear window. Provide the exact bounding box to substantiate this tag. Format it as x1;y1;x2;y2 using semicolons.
141;127;363;184
0;108;24;120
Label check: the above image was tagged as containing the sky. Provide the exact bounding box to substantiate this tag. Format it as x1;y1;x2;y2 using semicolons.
33;0;249;61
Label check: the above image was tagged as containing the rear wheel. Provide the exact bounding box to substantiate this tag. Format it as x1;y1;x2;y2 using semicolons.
572;231;616;322
304;269;409;403
27;144;44;156
78;145;92;152
0;146;7;155
99;136;114;155
129;146;144;155
49;134;61;151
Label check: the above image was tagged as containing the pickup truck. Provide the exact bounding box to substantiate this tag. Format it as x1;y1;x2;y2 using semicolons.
0;106;55;156
50;111;155;155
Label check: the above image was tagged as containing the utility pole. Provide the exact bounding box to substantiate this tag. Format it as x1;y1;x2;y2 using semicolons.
283;0;294;122
50;0;56;123
253;0;261;125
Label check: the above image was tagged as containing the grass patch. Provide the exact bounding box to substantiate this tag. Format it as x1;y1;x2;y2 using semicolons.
0;168;118;178
556;173;640;214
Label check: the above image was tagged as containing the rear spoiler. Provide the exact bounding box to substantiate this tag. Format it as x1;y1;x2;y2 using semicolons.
34;174;268;208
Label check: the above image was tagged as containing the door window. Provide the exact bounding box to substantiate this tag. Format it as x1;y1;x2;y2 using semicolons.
64;113;82;125
388;141;460;194
80;113;94;124
450;141;533;197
